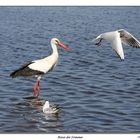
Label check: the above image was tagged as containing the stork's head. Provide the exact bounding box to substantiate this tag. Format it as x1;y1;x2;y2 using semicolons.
51;38;70;51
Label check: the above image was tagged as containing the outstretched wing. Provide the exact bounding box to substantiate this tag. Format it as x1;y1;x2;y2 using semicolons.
111;32;124;60
118;29;140;48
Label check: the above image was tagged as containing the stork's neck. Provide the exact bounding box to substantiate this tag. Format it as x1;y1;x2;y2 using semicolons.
51;43;58;57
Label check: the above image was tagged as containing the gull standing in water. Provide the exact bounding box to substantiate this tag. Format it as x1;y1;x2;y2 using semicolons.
10;38;69;97
93;29;140;60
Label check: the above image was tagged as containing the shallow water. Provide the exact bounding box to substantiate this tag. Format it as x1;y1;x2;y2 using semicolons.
1;7;140;133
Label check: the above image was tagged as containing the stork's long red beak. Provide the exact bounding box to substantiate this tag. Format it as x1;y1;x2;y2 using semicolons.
58;41;70;51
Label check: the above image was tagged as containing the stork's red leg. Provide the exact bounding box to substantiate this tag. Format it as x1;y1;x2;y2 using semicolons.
33;80;38;97
37;81;40;97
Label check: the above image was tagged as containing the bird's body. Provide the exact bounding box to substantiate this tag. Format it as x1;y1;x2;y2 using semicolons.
94;29;140;60
10;38;69;97
43;101;59;114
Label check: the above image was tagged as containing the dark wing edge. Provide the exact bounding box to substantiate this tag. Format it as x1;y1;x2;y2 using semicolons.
118;29;140;48
10;62;34;78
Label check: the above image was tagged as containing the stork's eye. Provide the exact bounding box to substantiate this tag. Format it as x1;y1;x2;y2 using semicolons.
55;40;59;44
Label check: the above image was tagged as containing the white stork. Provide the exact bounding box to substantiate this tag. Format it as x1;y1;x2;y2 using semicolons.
10;38;69;97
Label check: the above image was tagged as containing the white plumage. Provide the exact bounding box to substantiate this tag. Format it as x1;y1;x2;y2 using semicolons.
43;101;59;114
29;54;58;73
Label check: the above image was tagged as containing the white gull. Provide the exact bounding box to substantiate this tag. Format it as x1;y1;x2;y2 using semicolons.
43;101;59;114
93;29;140;60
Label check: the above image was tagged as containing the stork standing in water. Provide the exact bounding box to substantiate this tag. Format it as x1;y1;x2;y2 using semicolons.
10;38;69;97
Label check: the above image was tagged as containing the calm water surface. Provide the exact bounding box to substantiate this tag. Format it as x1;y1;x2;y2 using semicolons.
1;7;140;133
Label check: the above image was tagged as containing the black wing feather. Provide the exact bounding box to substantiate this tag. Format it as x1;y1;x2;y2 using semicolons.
10;62;44;78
